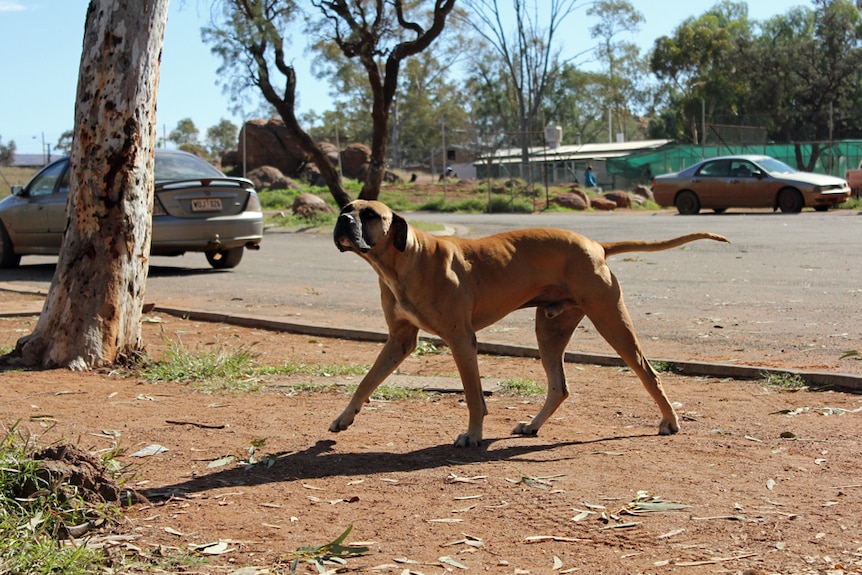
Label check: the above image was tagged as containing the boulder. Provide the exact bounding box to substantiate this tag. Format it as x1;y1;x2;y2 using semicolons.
590;196;617;211
552;191;589;211
632;184;655;202
341;143;371;180
238;118;310;176
292;193;334;219
603;191;632;208
246;166;297;191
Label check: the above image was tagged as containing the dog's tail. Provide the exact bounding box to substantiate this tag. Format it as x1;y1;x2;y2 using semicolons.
602;232;729;257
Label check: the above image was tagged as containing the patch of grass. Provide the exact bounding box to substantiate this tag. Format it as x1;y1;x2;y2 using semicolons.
136;340;369;395
138;339;265;393
412;339;445;357
0;166;38;196
649;360;678;373
0;423;116;574
0;344;12;355
341;384;428;401
499;377;545;396
761;371;808;391
259;360;369;378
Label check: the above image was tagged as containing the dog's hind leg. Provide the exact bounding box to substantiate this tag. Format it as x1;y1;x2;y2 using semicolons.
513;307;584;436
584;277;679;435
329;317;419;434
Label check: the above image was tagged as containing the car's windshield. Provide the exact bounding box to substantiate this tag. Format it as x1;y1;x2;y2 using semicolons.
155;153;223;181
756;157;796;175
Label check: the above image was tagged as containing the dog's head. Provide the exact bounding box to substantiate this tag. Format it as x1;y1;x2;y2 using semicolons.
334;200;409;254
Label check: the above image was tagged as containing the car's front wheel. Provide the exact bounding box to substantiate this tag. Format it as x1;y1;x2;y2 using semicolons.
205;247;244;269
0;220;21;269
675;191;701;215
777;188;804;213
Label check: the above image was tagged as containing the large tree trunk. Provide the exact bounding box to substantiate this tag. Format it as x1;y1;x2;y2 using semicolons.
3;0;170;370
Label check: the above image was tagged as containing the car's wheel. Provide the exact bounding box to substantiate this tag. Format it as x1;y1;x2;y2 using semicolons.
0;220;21;269
205;247;244;269
675;191;701;215
777;188;804;213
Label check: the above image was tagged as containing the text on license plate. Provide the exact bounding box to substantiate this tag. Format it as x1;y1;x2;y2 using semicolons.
191;198;223;212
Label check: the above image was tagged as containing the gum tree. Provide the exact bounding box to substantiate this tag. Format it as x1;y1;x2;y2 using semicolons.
2;0;170;369
205;0;456;206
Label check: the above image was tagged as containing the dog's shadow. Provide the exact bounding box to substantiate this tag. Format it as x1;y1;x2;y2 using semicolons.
141;434;653;500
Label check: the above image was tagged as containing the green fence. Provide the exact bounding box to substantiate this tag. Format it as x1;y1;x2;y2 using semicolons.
606;140;862;182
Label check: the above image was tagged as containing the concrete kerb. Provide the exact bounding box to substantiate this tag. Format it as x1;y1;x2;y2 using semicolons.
152;305;862;394
2;284;860;393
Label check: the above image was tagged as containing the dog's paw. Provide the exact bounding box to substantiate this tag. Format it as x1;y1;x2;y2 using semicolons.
512;422;539;436
329;410;357;433
453;432;482;448
658;418;680;435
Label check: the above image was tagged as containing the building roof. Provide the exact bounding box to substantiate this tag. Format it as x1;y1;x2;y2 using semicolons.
478;139;673;165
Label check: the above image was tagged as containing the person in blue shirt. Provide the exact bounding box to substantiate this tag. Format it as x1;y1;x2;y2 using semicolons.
584;165;597;188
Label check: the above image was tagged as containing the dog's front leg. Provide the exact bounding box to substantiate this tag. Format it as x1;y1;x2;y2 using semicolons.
329;319;418;434
449;331;487;447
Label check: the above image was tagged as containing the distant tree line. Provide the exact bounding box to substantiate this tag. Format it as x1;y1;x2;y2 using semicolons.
199;0;862;177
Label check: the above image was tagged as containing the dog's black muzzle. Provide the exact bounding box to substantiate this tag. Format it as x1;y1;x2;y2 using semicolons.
334;212;371;253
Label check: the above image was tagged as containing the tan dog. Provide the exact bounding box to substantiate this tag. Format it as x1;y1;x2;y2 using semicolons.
331;200;729;447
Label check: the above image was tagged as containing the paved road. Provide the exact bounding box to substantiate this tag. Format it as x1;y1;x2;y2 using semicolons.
3;209;860;373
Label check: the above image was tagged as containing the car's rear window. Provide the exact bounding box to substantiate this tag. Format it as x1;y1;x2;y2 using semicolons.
155;154;223;181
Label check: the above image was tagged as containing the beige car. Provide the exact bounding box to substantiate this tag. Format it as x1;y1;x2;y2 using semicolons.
653;155;851;214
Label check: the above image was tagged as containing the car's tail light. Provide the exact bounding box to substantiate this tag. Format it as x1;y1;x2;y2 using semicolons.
245;191;262;212
152;197;167;216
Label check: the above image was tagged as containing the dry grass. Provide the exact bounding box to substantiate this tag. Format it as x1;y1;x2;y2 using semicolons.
0;166;38;197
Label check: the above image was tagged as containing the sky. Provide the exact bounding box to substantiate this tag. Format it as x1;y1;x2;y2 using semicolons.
1;0;808;156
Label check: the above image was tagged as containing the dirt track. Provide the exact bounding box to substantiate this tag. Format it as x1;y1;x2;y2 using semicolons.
2;290;862;574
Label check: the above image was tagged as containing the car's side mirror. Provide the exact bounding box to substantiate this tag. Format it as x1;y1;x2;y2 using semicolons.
10;185;25;197
752;170;764;179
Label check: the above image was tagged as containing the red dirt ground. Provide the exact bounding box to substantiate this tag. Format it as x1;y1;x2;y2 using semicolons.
2;290;862;575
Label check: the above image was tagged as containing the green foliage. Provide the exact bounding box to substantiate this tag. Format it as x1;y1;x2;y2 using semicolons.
499;378;545;396
0;135;15;167
258;360;369;378
284;524;368;574
649;360;678;373
138;339;265;393
206;118;239;157
138;339;369;395
761;371;808;391
0;424;118;575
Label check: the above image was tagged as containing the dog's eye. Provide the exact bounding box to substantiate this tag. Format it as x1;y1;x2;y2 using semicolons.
360;208;381;220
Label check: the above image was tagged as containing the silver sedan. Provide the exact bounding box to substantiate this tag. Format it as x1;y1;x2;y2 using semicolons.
0;149;263;269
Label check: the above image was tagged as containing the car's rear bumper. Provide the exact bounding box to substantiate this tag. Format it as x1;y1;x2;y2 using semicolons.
150;212;263;254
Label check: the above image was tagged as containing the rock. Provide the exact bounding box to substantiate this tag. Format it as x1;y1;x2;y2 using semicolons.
239;118;310;176
341;143;371;180
590;196;617;210
552;191;589;211
603;191;632;208
292;193;334;218
246;166;297;191
632;185;654;202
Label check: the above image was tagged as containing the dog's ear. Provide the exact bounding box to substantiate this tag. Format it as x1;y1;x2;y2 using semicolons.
391;212;409;252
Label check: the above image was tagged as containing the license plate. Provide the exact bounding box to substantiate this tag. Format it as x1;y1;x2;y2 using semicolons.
191;198;222;212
